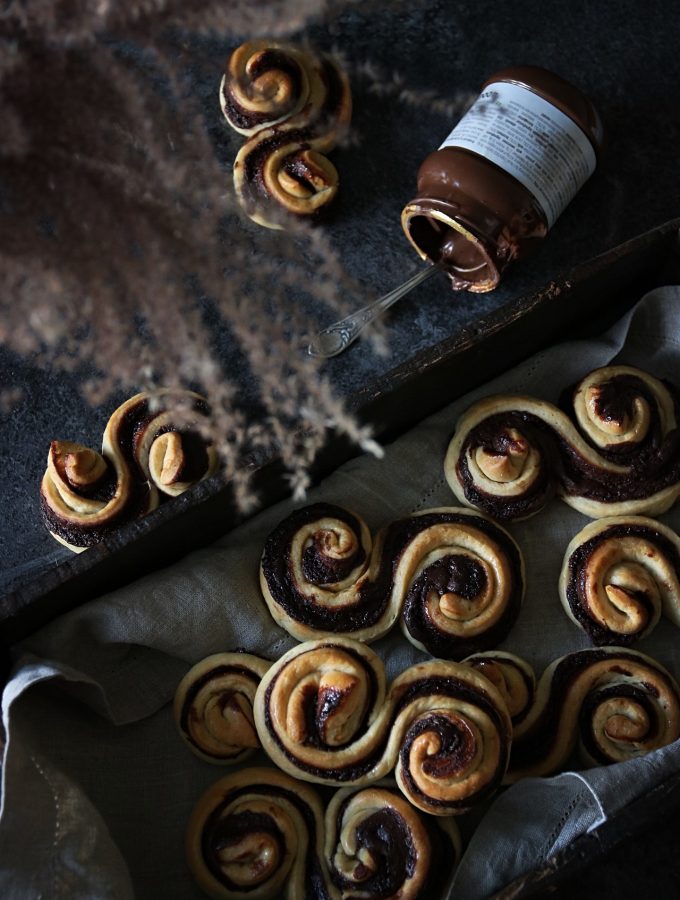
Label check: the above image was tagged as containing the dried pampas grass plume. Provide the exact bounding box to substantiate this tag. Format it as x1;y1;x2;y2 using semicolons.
1;0;390;513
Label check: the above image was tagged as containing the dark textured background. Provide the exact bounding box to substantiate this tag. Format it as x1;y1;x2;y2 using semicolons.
3;3;680;894
3;0;680;590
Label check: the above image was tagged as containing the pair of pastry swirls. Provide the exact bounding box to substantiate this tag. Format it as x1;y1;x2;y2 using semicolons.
221;40;352;229
259;503;525;659
187;768;461;900
173;647;520;795
252;637;512;816
40;390;218;551
445;365;680;521
464;648;680;782
559;515;680;645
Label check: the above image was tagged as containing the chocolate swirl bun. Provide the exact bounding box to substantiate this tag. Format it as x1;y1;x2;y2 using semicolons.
174;653;271;765
220;41;313;136
40;390;218;551
186;767;333;900
260;503;376;641
260;503;524;657
253;637;512;815
463;651;536;728
221;41;352;229
325;784;461;899
445;365;680;521
559;516;680;645
506;647;680;782
398;509;524;658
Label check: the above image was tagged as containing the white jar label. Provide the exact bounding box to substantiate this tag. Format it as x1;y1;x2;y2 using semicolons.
439;81;597;228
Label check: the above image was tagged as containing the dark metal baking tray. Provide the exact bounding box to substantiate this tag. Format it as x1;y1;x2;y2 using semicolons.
3;216;679;645
491;768;680;898
3;217;680;899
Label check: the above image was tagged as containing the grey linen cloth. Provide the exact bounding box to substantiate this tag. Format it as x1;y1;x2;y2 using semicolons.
2;286;680;899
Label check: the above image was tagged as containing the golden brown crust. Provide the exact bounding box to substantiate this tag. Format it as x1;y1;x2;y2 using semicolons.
559;515;680;645
221;41;351;229
259;503;375;641
186;767;333;899
174;652;271;765
220;41;312;136
445;365;680;521
40;389;218;551
259;503;524;658
253;637;512;816
324;783;462;899
506;647;680;782
463;651;536;727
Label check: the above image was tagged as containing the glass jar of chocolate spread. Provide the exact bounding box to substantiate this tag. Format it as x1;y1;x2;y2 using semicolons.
401;66;604;292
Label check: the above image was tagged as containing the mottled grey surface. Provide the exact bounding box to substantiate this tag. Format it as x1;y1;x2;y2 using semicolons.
3;0;680;587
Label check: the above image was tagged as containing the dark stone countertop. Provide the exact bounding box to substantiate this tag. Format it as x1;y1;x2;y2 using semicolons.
3;0;680;592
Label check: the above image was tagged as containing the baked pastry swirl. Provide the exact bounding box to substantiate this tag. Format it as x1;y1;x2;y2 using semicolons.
220;41;314;136
445;365;680;521
559;516;680;645
325;784;461;899
40;390;218;551
186;767;333;900
505;647;680;782
253;637;512;815
174;652;271;764
260;503;524;658
221;40;352;229
463;651;536;728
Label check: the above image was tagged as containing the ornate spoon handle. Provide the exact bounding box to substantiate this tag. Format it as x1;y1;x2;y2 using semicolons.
307;262;442;358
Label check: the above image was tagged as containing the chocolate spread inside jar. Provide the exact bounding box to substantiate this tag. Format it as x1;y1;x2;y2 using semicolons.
401;66;604;292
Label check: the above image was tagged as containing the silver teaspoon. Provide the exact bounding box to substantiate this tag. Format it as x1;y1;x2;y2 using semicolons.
307;262;443;359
